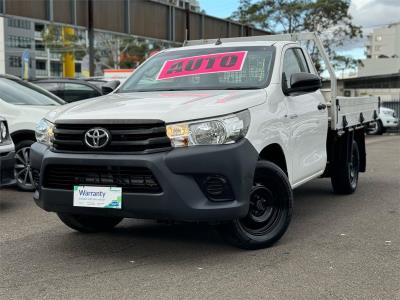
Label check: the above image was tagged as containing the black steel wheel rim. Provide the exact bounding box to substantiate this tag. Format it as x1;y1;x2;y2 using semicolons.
349;145;359;187
369;123;378;134
14;146;34;189
239;181;283;236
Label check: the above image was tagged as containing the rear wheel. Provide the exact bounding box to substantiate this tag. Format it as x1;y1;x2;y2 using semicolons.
218;161;293;250
14;140;35;191
57;213;123;233
331;140;360;194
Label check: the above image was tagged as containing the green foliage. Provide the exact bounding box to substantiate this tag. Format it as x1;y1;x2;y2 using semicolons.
231;0;363;74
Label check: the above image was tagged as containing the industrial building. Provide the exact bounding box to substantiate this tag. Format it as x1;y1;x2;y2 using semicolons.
0;0;266;79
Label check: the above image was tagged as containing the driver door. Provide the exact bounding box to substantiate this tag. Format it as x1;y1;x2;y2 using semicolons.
282;47;328;184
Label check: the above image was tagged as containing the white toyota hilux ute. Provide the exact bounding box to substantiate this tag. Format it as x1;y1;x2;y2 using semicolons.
31;33;379;249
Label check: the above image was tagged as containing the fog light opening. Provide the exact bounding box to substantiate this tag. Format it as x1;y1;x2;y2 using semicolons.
200;175;234;201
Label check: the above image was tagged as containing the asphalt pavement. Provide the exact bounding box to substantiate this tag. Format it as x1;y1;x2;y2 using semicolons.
0;135;399;299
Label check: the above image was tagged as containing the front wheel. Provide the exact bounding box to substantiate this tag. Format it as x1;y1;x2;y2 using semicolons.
57;213;123;233
218;161;293;250
14;140;35;191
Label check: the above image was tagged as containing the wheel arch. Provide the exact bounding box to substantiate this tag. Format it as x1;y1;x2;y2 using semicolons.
11;130;36;145
258;143;289;177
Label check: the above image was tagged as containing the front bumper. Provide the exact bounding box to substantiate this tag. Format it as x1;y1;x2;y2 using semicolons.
31;139;258;221
0;143;16;187
383;118;399;128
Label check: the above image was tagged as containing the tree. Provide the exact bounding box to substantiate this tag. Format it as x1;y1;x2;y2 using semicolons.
334;55;362;78
230;0;362;74
42;25;87;61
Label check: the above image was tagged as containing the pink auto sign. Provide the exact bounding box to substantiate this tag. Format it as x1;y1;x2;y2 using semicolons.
156;51;247;80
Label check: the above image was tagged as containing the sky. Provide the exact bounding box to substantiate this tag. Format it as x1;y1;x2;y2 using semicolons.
198;0;400;60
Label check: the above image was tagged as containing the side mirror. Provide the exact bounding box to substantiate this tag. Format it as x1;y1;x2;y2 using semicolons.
284;72;322;95
101;80;120;94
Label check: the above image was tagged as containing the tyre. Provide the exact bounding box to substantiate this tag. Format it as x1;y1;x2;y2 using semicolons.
218;161;293;250
14;140;35;191
331;140;360;195
57;213;123;233
368;120;383;135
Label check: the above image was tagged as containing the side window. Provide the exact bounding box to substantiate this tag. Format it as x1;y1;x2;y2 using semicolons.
63;83;101;102
294;49;310;73
282;48;310;88
35;82;63;99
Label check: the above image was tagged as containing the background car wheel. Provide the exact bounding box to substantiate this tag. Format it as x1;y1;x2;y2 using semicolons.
57;213;123;233
331;140;360;195
14;140;35;191
218;161;293;250
368;120;383;135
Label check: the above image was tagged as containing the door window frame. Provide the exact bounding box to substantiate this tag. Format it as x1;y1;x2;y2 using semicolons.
281;47;312;93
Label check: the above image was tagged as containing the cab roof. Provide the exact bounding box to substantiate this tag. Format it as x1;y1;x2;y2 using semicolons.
164;40;296;53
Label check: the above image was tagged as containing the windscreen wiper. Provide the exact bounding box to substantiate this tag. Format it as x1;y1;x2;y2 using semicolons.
221;87;262;90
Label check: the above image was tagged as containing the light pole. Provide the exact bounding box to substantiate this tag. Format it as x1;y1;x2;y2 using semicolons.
88;0;94;76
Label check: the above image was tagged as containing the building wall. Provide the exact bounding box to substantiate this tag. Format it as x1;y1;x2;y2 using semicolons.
154;0;200;12
360;22;400;76
4;17;35;78
343;88;400;102
358;58;400;77
366;22;400;59
0;15;178;79
323;74;400;101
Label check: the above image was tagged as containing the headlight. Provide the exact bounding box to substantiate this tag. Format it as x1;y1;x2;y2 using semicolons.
35;119;55;146
166;110;250;147
0;121;8;144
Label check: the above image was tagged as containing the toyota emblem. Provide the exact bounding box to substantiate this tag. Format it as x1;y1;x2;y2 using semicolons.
84;128;110;149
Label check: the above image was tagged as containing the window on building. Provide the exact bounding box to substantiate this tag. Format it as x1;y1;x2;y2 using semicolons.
7;18;31;30
8;56;22;68
374;45;381;51
375;35;382;41
36;60;46;70
7;35;32;49
35;23;45;33
50;62;62;77
75;63;82;73
35;41;45;51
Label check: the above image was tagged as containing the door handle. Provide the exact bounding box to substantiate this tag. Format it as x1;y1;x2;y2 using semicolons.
318;103;327;110
287;114;298;119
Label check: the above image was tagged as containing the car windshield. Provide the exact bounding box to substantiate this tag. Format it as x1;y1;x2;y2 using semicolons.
0;78;63;106
119;46;275;92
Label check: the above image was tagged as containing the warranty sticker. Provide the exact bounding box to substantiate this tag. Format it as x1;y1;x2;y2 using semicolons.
73;186;122;209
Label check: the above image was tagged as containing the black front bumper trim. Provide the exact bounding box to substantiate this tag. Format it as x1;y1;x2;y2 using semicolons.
31;139;258;222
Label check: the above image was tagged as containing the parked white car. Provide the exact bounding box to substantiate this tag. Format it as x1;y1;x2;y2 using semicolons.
31;33;379;249
0;117;15;187
368;107;398;135
0;75;64;190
